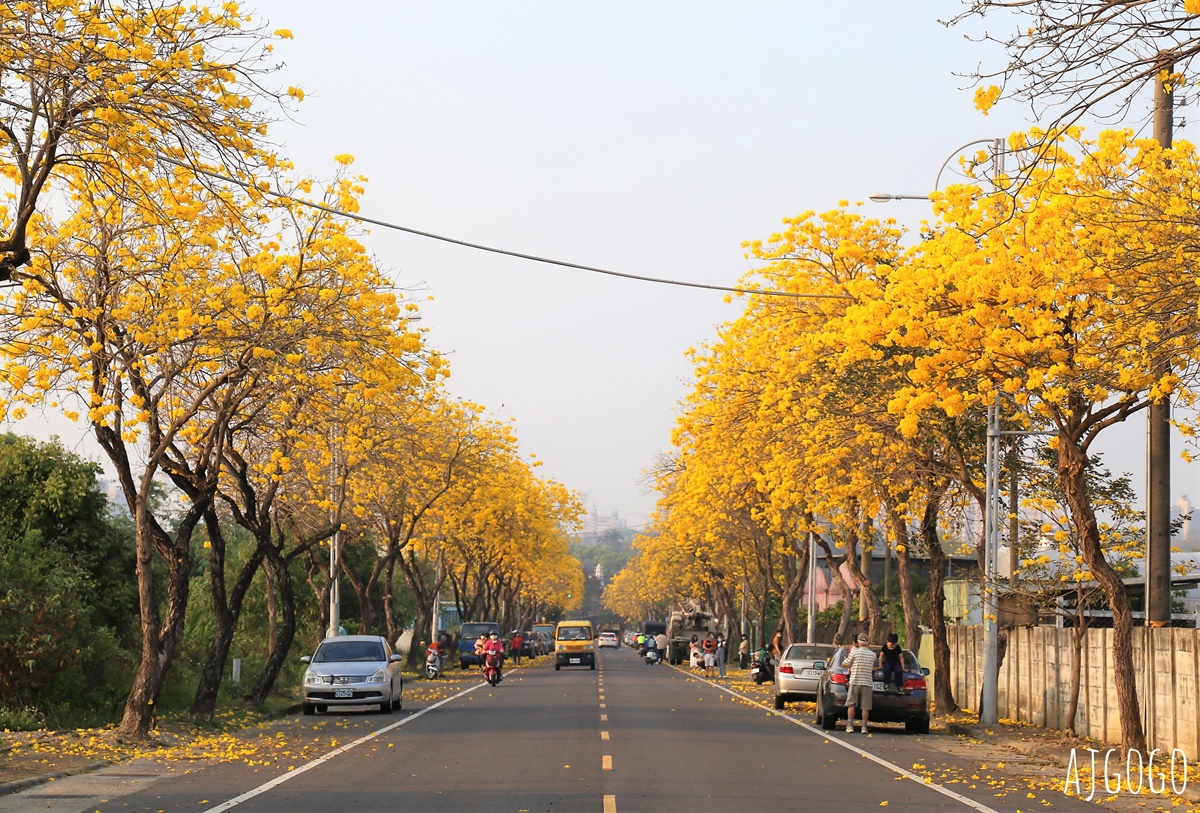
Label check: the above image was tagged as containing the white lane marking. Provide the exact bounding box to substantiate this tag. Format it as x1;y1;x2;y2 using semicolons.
201;682;486;812
676;669;1000;813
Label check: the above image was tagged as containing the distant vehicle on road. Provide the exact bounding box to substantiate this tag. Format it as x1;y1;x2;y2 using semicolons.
814;645;930;734
300;635;403;715
598;631;619;648
458;621;501;668
773;643;837;707
554;619;596;670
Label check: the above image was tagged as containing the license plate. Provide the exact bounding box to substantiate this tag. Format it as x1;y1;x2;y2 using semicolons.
872;682;886;691
801;669;821;677
750;667;760;674
570;658;581;664
334;688;353;698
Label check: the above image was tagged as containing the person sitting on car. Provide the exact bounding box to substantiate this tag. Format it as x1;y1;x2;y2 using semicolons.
878;633;905;693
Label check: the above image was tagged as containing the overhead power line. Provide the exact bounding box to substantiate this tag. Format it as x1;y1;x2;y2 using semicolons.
158;155;851;301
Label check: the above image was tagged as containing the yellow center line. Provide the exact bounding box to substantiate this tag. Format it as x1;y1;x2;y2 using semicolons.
599;703;606;709
603;794;617;813
602;755;613;771
599;694;605;700
601;731;610;740
600;714;608;721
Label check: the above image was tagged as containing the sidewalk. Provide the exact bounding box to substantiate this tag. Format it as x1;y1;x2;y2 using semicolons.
941;711;1200;812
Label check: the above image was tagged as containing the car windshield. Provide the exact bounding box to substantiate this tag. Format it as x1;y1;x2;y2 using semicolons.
461;623;497;639
315;640;385;663
558;626;592;641
784;645;834;660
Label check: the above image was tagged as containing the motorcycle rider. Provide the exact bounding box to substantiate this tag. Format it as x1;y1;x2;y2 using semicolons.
426;631;451;676
483;631;506;682
644;633;660;663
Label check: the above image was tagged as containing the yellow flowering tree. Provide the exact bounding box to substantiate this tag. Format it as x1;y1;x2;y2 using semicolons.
0;0;291;281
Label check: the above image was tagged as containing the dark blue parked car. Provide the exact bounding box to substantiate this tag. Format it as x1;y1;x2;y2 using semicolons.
457;621;500;668
814;645;930;734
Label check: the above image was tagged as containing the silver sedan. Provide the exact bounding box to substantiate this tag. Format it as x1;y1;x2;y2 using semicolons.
773;643;837;709
301;634;404;715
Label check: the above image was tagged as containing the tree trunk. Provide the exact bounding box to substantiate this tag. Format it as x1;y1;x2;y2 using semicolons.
190;509;267;722
888;506;921;652
779;550;807;645
245;543;297;708
1064;606;1086;737
923;494;957;714
814;535;854;645
265;556;279;655
1057;437;1146;755
843;515;881;643
116;511;200;738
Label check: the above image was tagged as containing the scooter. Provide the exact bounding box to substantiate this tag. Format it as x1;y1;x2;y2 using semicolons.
425;646;444;680
750;649;774;685
644;647;661;665
484;651;504;686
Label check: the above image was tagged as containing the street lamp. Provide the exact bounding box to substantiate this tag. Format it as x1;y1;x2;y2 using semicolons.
872;136;1008;725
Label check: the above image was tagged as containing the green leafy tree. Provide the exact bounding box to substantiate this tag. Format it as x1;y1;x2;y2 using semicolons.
0;434;137;726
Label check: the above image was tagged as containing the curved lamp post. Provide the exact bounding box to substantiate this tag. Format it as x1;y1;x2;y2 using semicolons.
870;137;1008;726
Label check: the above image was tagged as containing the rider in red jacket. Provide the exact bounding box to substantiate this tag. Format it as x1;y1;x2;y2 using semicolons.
483;631;506;681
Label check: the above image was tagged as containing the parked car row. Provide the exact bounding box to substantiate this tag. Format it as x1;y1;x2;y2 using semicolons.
771;642;931;735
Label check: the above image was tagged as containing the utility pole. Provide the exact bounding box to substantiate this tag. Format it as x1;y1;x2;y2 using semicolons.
1009;440;1020;588
1146;52;1174;628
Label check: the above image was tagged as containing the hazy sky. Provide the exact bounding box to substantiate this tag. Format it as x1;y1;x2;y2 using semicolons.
13;2;1198;526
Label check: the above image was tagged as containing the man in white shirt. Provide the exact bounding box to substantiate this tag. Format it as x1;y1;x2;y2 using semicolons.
843;633;876;734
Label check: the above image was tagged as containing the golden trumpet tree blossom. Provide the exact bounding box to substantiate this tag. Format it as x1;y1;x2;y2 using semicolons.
0;0;290;280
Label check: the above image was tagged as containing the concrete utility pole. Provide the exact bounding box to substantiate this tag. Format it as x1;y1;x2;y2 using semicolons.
1146;53;1174;628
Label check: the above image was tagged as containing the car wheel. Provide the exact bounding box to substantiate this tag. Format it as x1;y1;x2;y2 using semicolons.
773;693;785;710
591;661;596;671
555;663;561;671
302;702;315;716
906;715;930;735
316;705;327;714
818;695;836;730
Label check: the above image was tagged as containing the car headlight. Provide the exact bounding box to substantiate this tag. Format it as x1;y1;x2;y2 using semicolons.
583;644;594;652
367;668;388;683
304;670;323;685
557;644;565;651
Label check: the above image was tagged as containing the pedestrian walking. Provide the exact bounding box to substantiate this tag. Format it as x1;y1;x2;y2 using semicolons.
510;630;524;665
844;633;876;734
716;634;728;678
738;637;749;669
702;632;718;678
689;635;702;670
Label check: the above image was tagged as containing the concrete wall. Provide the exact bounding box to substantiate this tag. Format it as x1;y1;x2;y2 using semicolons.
947;625;1200;760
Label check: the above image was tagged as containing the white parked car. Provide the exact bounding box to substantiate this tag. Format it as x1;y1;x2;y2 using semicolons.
301;634;403;715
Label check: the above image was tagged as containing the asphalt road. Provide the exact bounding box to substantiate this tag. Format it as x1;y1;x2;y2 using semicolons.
0;648;1161;813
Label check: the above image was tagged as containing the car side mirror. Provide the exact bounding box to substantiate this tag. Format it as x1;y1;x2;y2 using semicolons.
813;661;826;671
922;667;930;676
300;655;311;664
390;654;403;663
